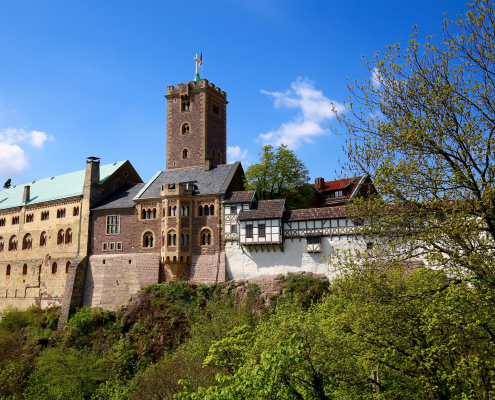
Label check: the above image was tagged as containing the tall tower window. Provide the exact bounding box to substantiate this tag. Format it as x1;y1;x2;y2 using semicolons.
182;101;190;112
182;123;190;135
212;103;220;115
182;149;188;159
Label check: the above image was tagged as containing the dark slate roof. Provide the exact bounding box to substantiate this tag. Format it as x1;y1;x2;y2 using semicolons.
135;162;240;200
238;199;285;221
92;183;146;210
284;206;347;221
223;190;257;203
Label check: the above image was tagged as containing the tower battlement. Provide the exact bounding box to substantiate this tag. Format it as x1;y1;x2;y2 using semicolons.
166;79;227;100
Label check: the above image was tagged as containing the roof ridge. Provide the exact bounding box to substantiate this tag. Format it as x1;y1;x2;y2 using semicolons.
134;170;162;200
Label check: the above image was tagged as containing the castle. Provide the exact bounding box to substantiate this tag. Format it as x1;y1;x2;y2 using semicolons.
0;70;375;326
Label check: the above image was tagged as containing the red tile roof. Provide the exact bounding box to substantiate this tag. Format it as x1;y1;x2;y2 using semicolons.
223;190;257;203
284;206;347;221
311;176;361;193
238;199;285;220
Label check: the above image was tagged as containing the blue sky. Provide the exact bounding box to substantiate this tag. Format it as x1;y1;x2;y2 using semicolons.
0;0;467;186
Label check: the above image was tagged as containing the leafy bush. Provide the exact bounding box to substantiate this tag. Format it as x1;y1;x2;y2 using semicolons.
281;274;330;308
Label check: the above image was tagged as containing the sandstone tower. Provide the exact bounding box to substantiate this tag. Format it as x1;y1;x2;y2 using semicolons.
165;79;228;170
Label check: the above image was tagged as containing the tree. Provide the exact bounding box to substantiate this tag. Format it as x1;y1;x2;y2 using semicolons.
331;0;495;287
244;144;314;208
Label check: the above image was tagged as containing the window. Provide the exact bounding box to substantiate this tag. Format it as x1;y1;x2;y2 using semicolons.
52;262;57;274
103;243;108;251
73;207;79;216
110;242;115;250
182;149;188;159
57;209;66;218
210;205;215;215
153;209;157;219
205;206;210;216
0;237;3;252
66;261;71;273
246;225;253;238
326;190;344;199
22;234;32;250
230;205;237;214
57;230;65;245
307;237;321;244
180;206;189;216
25;214;34;223
198;205;203;216
22;264;27;275
66;229;72;244
0;218;5;226
6;264;10;276
211;149;215;159
168;232;177;246
259;224;265;237
217;152;221;162
41;211;49;221
12;216;19;225
182;123;190;134
40;232;47;247
182;101;190;112
9;236;18;251
231;225;237;233
117;242;122;250
143;231;154;248
107;216;120;234
213;103;220;115
180;233;190;246
202;231;212;245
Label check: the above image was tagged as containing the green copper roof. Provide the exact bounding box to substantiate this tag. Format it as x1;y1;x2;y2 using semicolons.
0;161;127;211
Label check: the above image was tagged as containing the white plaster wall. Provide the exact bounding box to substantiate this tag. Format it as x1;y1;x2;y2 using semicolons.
226;236;366;281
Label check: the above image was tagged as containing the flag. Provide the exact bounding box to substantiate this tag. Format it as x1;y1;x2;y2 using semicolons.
200;52;202;65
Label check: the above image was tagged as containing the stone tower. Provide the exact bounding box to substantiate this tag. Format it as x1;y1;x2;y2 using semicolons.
165;79;228;170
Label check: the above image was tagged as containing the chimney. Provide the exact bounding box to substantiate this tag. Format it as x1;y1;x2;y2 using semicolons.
3;179;11;189
22;186;30;203
85;156;101;186
205;159;212;171
315;177;325;192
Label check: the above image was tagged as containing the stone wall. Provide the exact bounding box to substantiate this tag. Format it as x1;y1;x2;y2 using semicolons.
83;253;160;310
190;252;226;283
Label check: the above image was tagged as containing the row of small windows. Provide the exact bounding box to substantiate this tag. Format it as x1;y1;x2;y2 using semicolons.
141;209;157;220
0;230;72;252
198;205;215;216
245;224;266;238
181;99;220;115
167;206;190;217
0;207;79;227
5;261;70;276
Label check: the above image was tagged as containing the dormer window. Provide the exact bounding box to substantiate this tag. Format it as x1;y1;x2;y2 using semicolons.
325;190;344;199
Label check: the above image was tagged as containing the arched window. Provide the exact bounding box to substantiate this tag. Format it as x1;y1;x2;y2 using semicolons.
57;230;65;245
168;232;177;246
73;206;79;216
180;234;184;246
182;123;190;134
202;231;212;245
205;206;210;216
0;237;4;252
22;264;27;275
185;206;189;216
52;262;57;274
143;232;154;248
41;211;49;221
168;206;172;216
141;209;147;219
65;229;72;244
211;149;215;159
185;234;190;245
210;205;215;216
182;102;190;112
153;209;157;219
217;151;221;162
66;261;71;273
198;205;203;216
147;209;153;219
40;232;47;247
9;236;18;251
22;234;32;250
172;206;177;216
182;149;188;159
6;264;11;276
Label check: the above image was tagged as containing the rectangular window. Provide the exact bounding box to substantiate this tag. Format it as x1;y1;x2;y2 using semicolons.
246;225;253;238
231;225;237;233
230;205;237;214
307;237;321;244
102;243;108;251
106;215;120;234
117;242;122;250
0;218;6;226
110;242;115;250
259;224;265;237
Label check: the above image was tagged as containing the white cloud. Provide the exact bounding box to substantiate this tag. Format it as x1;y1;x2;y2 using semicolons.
259;77;344;149
0;128;54;176
371;67;381;88
227;145;250;165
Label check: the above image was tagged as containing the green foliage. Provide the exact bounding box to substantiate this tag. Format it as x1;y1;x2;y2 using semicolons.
281;274;330;308
244;144;314;208
246;283;261;298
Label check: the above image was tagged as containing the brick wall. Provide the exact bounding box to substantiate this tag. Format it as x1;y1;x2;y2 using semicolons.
190;252;226;283
84;253;160;310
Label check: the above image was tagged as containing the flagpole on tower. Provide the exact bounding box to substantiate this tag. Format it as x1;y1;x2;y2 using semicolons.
200;51;203;79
